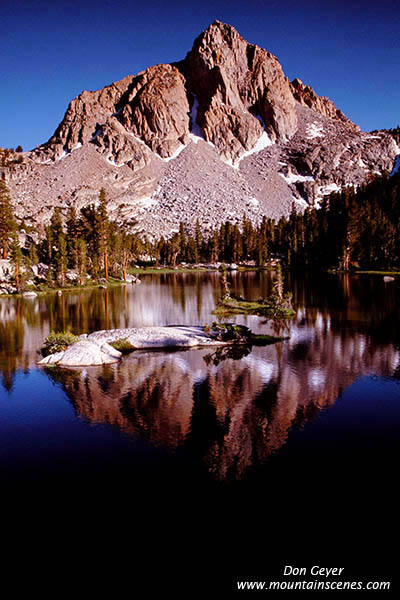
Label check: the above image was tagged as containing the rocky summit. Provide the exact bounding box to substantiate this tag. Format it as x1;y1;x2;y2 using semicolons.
3;20;399;239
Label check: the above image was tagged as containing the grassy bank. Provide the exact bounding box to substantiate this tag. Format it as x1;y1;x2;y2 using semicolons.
212;298;296;319
0;265;279;298
353;270;400;276
128;266;213;275
0;277;128;298
328;268;400;276
128;265;274;275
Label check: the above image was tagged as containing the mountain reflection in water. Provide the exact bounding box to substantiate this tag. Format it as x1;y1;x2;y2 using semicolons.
47;314;399;481
1;270;400;482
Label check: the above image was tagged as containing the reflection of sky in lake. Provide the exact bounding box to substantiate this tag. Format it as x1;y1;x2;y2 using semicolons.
1;271;400;483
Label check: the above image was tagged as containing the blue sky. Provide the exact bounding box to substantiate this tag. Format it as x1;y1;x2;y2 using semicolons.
1;0;399;151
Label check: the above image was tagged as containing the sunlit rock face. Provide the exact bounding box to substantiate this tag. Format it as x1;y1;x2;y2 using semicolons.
4;22;398;239
186;20;298;155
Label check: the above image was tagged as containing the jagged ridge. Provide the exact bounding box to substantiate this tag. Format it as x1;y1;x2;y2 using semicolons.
3;20;399;239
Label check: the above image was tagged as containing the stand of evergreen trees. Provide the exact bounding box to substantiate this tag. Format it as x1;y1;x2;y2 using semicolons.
1;171;400;293
154;172;400;270
37;188;146;286
273;172;400;270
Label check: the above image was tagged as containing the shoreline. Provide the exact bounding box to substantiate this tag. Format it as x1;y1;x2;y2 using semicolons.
0;265;272;297
1;265;399;299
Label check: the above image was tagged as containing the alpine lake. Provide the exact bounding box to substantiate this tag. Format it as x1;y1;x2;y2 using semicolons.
1;270;398;593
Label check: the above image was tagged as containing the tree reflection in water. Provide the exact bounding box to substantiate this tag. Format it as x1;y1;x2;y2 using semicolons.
1;270;400;481
46;302;400;481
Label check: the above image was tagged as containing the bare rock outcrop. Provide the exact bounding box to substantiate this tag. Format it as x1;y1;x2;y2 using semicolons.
93;118;152;170
118;64;190;158
290;77;358;130
38;326;235;367
186;20;297;157
39;339;122;366
34;75;134;162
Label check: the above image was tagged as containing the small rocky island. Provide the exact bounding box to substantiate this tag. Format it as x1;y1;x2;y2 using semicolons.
213;263;296;319
39;324;284;367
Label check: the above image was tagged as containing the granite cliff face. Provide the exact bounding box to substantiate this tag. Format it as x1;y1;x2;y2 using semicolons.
186;21;297;159
3;20;399;238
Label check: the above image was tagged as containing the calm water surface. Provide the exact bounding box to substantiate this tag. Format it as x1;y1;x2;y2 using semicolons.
1;271;399;592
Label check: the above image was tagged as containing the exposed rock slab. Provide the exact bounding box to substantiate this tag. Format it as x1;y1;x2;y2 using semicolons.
38;326;229;367
39;339;122;366
87;326;228;349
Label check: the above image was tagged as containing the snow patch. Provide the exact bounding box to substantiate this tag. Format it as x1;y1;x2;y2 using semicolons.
220;156;239;170
57;151;68;161
57;143;82;161
317;183;341;196
127;132;153;150
161;144;186;162
280;172;314;184
190;97;204;139
255;114;267;128
358;157;367;168
235;131;273;166
106;156;124;167
188;97;220;152
189;106;273;169
292;196;309;209
306;122;324;139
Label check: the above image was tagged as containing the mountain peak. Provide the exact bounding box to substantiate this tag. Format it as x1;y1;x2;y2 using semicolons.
4;21;398;240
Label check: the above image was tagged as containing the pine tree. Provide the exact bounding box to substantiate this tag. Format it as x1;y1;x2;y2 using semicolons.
210;230;219;264
120;235;132;281
178;221;187;262
10;230;24;292
220;263;231;300
170;233;180;267
79;204;98;278
76;238;88;286
186;235;196;263
98;188;109;280
0;178;15;260
194;218;203;263
28;243;38;266
232;224;242;263
108;222;121;277
50;207;63;242
44;225;54;265
55;233;68;287
66;206;79;269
